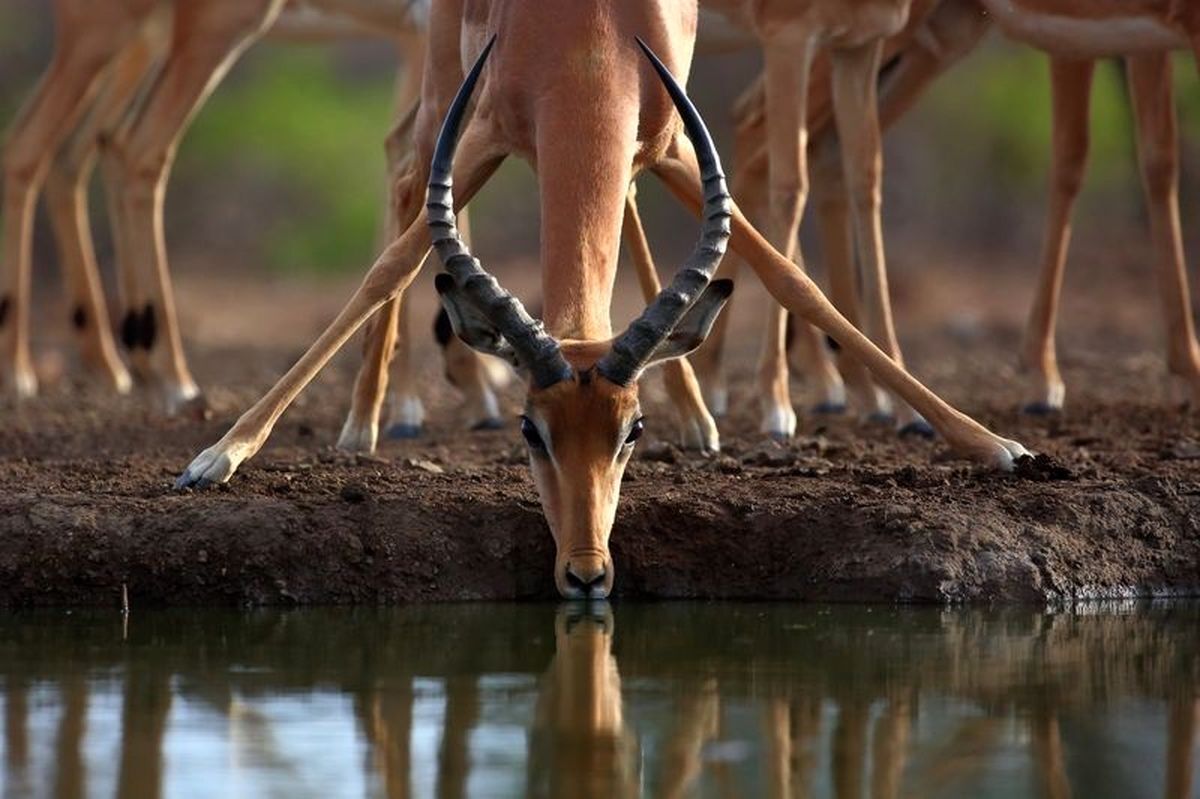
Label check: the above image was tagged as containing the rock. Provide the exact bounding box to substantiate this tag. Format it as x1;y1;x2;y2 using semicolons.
406;458;445;475
339;482;368;503
641;441;679;464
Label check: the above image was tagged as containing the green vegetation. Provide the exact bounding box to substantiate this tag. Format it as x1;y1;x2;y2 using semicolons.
176;46;396;275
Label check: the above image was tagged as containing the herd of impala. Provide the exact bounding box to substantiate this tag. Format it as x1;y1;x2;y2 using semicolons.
3;0;1199;598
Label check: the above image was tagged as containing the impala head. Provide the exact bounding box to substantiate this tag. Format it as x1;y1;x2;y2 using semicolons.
428;36;732;599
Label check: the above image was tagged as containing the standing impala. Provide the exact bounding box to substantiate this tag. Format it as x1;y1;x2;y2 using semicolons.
178;0;1028;598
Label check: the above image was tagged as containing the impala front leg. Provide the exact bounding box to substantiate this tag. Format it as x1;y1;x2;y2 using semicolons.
177;130;502;488
1022;57;1094;414
1127;53;1200;406
623;183;719;452
655;142;1028;469
758;34;846;438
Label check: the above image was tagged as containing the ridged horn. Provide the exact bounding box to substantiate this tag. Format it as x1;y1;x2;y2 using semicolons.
427;34;573;389
596;37;733;386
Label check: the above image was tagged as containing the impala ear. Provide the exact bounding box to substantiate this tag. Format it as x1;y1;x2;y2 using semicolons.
434;273;522;369
642;279;734;368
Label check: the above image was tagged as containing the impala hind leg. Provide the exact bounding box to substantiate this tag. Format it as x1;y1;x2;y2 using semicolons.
177;130;502;488
1022;58;1094;414
810;133;892;421
656;141;1028;469
0;8;149;398
623;183;719;452
830;40;930;437
109;0;284;415
1127;53;1200;405
40;31;163;394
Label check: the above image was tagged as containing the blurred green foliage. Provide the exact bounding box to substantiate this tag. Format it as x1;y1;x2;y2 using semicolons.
176;47;396;275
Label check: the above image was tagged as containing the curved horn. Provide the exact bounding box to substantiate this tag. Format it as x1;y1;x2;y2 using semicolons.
427;34;573;389
596;37;733;386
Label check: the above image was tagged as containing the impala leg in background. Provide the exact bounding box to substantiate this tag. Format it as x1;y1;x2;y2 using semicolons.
108;0;284;416
655;139;1029;469
830;40;931;436
810;130;890;420
1127;53;1200;405
0;5;150;398
688;79;765;418
177;127;503;488
623;182;720;452
758;34;846;438
1021;58;1094;415
41;30;164;394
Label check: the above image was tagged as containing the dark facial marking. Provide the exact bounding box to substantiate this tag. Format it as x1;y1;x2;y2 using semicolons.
0;295;8;329
71;305;87;330
826;334;841;353
121;309;140;350
138;303;156;350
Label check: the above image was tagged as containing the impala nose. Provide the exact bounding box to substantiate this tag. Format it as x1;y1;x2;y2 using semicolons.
565;561;609;599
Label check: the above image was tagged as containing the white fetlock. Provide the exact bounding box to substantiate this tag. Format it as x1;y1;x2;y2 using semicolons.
6;368;37;399
760;401;797;440
465;384;504;430
175;437;257;488
336;416;379;454
704;384;729;418
386;393;425;439
676;411;720;454
1022;379;1064;415
989;437;1031;471
163;380;203;417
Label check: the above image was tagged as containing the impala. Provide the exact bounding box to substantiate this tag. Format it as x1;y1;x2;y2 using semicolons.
177;0;1028;598
0;0;428;412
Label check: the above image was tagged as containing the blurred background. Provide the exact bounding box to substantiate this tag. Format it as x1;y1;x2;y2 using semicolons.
2;3;1199;348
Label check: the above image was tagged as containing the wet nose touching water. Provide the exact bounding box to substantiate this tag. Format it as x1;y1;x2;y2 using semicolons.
1;602;1197;799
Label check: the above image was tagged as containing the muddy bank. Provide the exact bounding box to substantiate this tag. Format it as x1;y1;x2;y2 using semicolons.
3;267;1200;605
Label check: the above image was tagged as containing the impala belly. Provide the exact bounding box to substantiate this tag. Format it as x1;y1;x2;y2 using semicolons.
980;0;1188;56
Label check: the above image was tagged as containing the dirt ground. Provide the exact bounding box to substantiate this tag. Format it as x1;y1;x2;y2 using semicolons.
2;245;1200;605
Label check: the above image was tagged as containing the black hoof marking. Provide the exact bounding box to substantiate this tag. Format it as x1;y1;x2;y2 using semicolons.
1022;402;1061;417
139;303;156;350
471;417;505;431
387;423;422;440
121;310;140;350
71;305;87;329
898;419;936;440
866;411;895;426
767;431;791;443
811;401;847;416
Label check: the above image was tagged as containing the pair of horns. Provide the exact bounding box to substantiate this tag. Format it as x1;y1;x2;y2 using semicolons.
427;34;732;388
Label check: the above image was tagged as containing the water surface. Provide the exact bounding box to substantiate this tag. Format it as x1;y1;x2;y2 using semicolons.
1;603;1197;798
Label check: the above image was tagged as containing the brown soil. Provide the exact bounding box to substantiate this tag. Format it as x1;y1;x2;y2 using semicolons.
3;250;1200;606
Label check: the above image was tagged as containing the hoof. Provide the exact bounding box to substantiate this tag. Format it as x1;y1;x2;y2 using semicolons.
767;431;791;443
899;419;936;439
175;444;240;489
1022;401;1062;416
387;423;423;440
470;417;505;432
811;401;847;415
866;411;896;427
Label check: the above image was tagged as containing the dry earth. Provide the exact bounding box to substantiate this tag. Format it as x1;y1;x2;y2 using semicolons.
2;248;1199;605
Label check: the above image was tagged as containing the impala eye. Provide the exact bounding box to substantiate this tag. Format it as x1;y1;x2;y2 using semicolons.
520;416;546;451
625;417;645;445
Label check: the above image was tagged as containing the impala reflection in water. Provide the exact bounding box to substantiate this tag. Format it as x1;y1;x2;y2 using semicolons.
1;604;1197;798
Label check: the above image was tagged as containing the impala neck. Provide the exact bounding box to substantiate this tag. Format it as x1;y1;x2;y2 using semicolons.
536;96;636;342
